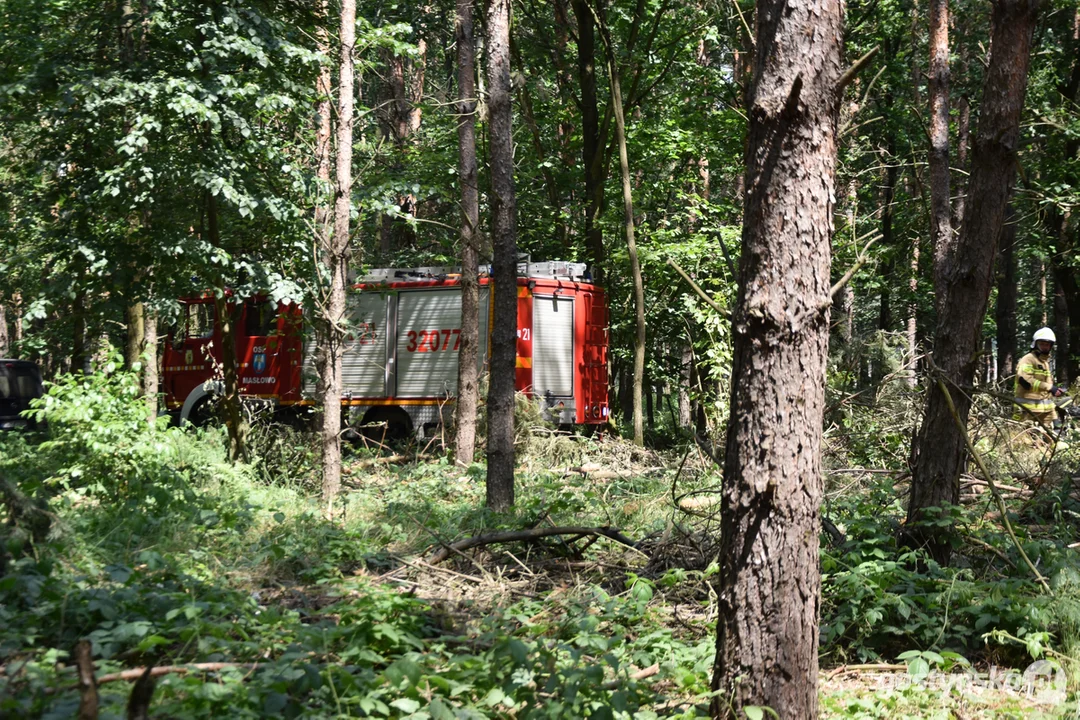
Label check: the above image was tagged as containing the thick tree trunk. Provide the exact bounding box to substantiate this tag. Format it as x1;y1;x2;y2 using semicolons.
319;0;355;518
907;0;1039;565
708;0;842;713
995;206;1019;379
454;0;481;466
928;0;952;290
485;0;517;511
572;0;606;283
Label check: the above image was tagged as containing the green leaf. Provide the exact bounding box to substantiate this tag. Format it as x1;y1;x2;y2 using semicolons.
390;698;421;714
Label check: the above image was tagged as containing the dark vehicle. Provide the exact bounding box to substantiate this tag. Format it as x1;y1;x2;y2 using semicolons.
0;360;44;430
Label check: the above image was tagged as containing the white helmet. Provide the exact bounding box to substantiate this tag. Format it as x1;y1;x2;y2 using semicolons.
1032;327;1057;348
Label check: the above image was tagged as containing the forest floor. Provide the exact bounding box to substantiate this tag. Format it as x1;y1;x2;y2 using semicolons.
2;380;1079;718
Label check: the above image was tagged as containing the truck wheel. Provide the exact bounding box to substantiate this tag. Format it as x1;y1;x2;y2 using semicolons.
187;396;221;428
360;407;412;443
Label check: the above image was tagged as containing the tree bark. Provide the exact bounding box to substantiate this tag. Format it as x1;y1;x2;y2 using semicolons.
125;301;146;371
320;0;356;518
995;206;1019;379
595;7;646;446
928;0;952;294
203;194;248;462
709;0;842;713
0;302;8;357
678;344;692;428
143;310;158;424
1054;277;1070;381
485;0;517;512
878;154;898;332
907;0;1039;565
454;0;481;466
572;0;606;283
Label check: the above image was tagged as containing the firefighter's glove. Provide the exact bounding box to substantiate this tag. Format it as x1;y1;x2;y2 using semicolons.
1053;386;1066;398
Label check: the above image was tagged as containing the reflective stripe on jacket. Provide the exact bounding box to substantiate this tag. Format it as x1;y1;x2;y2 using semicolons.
1014;351;1055;413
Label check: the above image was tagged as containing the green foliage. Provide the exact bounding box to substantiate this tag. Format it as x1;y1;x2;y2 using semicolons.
819;478;1072;666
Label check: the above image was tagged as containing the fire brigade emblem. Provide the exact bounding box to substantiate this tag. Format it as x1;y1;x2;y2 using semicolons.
184;349;193;365
253;352;267;374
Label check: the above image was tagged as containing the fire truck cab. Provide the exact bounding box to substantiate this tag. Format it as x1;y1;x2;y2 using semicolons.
163;261;609;437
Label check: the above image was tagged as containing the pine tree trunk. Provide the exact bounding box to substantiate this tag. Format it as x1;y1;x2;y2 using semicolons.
143;311;158;424
678;344;692;428
484;0;517;511
0;301;8;357
928;0;952;293
454;0;481;466
709;0;842;712
996;206;1019;379
320;0;356;519
907;0;1040;565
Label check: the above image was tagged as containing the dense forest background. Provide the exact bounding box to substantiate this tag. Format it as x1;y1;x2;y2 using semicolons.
3;0;1080;717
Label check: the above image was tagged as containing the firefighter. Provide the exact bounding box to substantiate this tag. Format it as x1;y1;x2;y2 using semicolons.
1014;327;1066;428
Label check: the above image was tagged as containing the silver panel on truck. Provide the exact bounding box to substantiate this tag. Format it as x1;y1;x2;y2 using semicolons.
395;287;491;398
303;291;390;397
533;295;574;399
396;289;463;397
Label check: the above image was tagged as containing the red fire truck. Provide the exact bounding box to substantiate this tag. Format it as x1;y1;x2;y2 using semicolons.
163;261;609;436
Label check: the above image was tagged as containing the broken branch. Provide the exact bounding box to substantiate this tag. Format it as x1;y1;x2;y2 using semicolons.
428;526;640;564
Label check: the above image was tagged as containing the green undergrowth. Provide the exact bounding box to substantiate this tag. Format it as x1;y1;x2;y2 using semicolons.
0;368;715;718
2;367;1079;717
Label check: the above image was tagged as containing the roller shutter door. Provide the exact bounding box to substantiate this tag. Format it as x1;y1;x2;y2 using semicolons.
397;289;463;397
533;295;574;399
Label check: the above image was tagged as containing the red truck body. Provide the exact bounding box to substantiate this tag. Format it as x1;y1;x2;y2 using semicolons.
163;262;609;434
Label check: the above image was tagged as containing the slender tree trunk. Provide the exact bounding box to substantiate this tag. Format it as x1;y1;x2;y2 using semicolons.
0;302;8;357
709;0;842;712
320;0;356;518
572;0;606;282
485;0;517;511
594;4;646;446
72;262;87;374
12;294;21;347
953;95;971;230
143;310;157;424
678;344;692;427
907;0;1040;565
206;195;248;462
907;244;919;386
929;0;952;296
125;301;146;370
1055;278;1070;381
995;205;1019;379
878;155;898;332
454;0;481;466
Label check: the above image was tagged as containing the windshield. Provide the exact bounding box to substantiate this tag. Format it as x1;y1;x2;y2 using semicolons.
0;364;43;401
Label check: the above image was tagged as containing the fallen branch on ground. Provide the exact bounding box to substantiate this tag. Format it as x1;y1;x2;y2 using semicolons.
825;663;907;680
600;663;660;690
428;526;640;564
97;663;259;685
